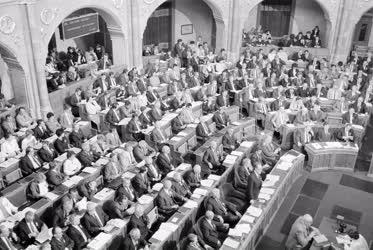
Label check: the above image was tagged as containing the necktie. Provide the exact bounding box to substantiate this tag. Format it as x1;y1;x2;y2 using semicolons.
202;123;208;134
195;173;200;182
30;155;41;169
76;226;88;242
126;187;134;201
28;221;38;234
94;212;103;227
217;198;227;214
2;238;13;250
159;129;166;141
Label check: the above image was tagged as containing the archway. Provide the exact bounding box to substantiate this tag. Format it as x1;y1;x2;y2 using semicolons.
351;9;373;52
142;0;225;54
243;0;332;48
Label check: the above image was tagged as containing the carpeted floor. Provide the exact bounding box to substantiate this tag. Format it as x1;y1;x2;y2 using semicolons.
256;171;373;250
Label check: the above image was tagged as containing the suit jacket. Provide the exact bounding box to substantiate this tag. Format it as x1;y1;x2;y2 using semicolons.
213;112;228;129
203;148;219;167
34;126;50;140
149;108;163;122
152;128;167;142
128;215;149;240
69;131;83;148
54;137;69;154
105;109;121;125
336;128;355;143
200;218;220;248
215;94;228;108
183;170;201;189
196;122;210;137
38;147;57;163
66;225;90;250
205;196;236;217
131;173;149;196
342;112;358;124
122;236;147;250
52;206;71;227
19;155;42;176
285;217;312;249
171;179;190;197
222;132;235;149
139;112;152;127
18;216;45;246
271;111;289;128
311;87;327;98
146;90;159;103
50;235;74;250
246;173;262;200
169;97;181;110
82;208;109;237
309;110;325;122
59;111;74;129
77;150;95;167
103;200;131;219
156;153;173;174
351;101;367;114
297;87;311;98
254;88;267;98
0;236;18;250
156;188;181;213
116;184;138;202
294;112;311;124
294;129;314;146
250;152;265;169
171;116;184;134
46;169;64;187
315;129;334;142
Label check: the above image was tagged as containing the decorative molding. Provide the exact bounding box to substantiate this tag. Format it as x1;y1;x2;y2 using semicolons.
112;0;124;9
40;8;59;25
0;15;16;34
144;0;156;4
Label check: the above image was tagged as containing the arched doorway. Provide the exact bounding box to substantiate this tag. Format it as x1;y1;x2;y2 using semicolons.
351;9;373;51
142;0;225;54
243;0;331;48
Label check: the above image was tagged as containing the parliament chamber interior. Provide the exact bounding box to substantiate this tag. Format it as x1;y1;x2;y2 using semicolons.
1;0;373;249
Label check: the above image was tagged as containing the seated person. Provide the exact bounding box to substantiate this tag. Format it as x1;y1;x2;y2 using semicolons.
117;144;137;170
148;101;164;122
327;82;343;100
352;96;368;114
342;108;358;124
133;140;156;163
78;180;98;201
105;103;122;127
2;114;17;134
250;148;271;175
105;127;122;148
38;140;58;163
246;164;263;204
285;214;320;250
222;128;237;152
156;145;175;175
33;119;50;140
312;82;328;98
171;172;192;199
119;100;133;118
50;226;74;250
309;103;325;122
202;141;223;177
54;128;69;154
152;121;168;145
156;180;186;217
63;151;82;177
181;103;196;124
333;96;349;113
260;134;280;167
77;143;97;167
200;211;228;249
289;96;304;111
69;124;85;148
103;154;123;189
297;83;311;98
122;228;148;250
21;130;39;151
336;123;355;143
46;161;65;188
128;205;151;241
234;158;252;191
20;147;43;176
52;197;73;228
1;134;20;159
255;96;269;129
85;96;102;125
293;125;314;154
205;188;241;226
82;202;109;237
59;104;76;129
184;164;202;191
271;106;289;138
66;213;91;250
171;113;186;134
213;108;229;130
116;178;139;202
0;196;18;221
294;107;311;125
315;121;335;142
131;167;151;196
15;107;35;129
270;94;287;111
103;194;134;220
184;233;205;250
304;95;318;110
0;224;19;249
125;113;144;141
196;116;212;139
144;156;162;183
18;211;47;247
25;173;49;202
138;107;153;128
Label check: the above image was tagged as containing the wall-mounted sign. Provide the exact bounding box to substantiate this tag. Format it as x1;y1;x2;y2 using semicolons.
181;24;193;35
62;13;99;40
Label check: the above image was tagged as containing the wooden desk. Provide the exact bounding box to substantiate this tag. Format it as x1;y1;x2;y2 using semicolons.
222;150;305;250
305;142;359;172
168;128;196;155
240;46;330;60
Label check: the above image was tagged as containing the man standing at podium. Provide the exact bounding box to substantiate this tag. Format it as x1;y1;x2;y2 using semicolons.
285;214;320;250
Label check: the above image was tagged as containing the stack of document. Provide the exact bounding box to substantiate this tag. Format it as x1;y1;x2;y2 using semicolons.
223;238;240;248
82;167;97;174
152;229;172;242
177;163;191;171
87;233;112;250
194;188;208;196
44;192;59;201
178;131;188;137
138;194;154;204
261;188;275;195
171;137;183;142
241;214;255;223
191;193;202;200
281;154;296;163
246;206;262;217
235;224;251;234
224;155;238;165
159;223;178;232
312;143;322;150
258;193;271;201
200;179;214;187
95;158;109;166
232;121;241;126
63;176;84;188
94;188;115;201
183;200;198;209
152;183;164;192
263;175;280;187
122;171;136;179
276;161;292;171
228;228;242;237
241;141;255;149
231;151;244;157
208;174;221;181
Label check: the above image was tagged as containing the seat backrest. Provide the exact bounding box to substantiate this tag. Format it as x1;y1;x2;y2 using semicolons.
233;165;245;189
193;216;205;242
95;175;104;188
5;168;23;184
0;179;4;190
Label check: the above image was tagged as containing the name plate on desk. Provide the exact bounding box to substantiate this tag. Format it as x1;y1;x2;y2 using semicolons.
138;194;154;205
0;157;19;168
87;233;112;250
62;175;84;188
94;188;115;201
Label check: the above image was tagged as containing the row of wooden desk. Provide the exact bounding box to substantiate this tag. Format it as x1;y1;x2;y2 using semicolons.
221;150;305;250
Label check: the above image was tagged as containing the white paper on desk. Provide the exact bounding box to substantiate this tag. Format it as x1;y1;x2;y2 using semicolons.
70;175;84;184
200;179;214;187
246;206;262;217
266;174;280;182
36;228;52;243
44;192;59;201
82;167;97;174
122;171;136;179
138;194;154;204
87;233;112;250
55;154;67;162
241;214;255;223
152;183;164;192
95;158;109;166
94;188;115;201
76;197;87;211
159;222;178;232
118;118;131;126
187;123;198;128
258;193;271;201
281;154;296;163
152;229;172;241
177;163;191;171
102;224;115;233
352;124;363;130
231;151;244;157
312;143;322;150
223;238;240;248
191;193;201;200
228;228;242;237
336;235;351;245
108;218;127;228
208;174;221;181
183;200;198;209
232;121;241;126
224;155;238;165
277;162;292;171
70;148;81;154
194;188;208;196
166;171;176;178
287;124;295;128
241;141;255;149
178;131;188;137
171;136;183;142
261;188;275;195
313;234;328;244
235;224;251;233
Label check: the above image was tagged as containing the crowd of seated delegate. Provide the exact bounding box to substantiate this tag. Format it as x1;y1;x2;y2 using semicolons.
45;44;113;93
242;25;322;48
0;34;371;250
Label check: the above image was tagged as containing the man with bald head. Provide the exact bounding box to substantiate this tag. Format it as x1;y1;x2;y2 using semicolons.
0;224;19;250
171;172;192;198
202;141;223;177
156;145;175;175
200;211;228;249
285;214;320;249
184;164;202;191
82;202;109;237
50;226;74;250
122;228;148;250
156;180;186;217
128;205;151;241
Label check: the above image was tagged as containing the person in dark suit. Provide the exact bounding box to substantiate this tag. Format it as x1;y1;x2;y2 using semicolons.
38;141;58;163
122;228;148;250
200;211;228;249
171;114;186;134
215;91;229;109
184;233;205;250
312;83;328;98
184;165;202;191
105;103;122;127
54;128;69;154
156;145;175;175
131;167;151;196
293;125;314;154
297;83;312;98
50;226;74;250
271;95;288;111
77;143;96;167
309;104;326;122
138;107;153;128
146;86;160;104
69;125;84;148
18;211;47;247
315;122;334;142
116;178;139;202
351;96;368;114
246;164;263;204
128;205;151;241
294;107;311;125
66;214;90;250
156;180;186;217
205;189;241;226
33;119;50;140
125;114;144;141
46;161;65;187
171;172;192;198
196;118;212;139
202;141;222;177
77;180;98;201
69;88;82;117
19;147;43;176
148;102;163;122
234;158;252;191
103;193;134;219
133;140;156;163
213;109;229;130
336;123;355;143
222;128;237;152
342;108;358;124
0;224;19;250
82;202;109;237
52;197;74;228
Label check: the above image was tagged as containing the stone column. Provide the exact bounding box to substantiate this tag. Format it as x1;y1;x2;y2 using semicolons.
22;1;52;118
107;26;127;66
227;0;244;62
130;0;143;68
214;16;226;53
